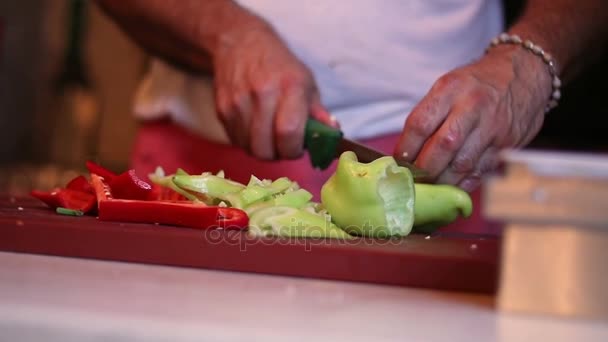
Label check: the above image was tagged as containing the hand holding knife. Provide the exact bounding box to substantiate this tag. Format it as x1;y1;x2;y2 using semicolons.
304;118;432;182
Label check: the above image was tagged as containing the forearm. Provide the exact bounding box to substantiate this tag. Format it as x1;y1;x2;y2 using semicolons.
96;0;270;73
507;0;608;83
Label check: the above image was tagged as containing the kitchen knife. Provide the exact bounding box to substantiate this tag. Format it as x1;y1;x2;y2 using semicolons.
304;118;431;181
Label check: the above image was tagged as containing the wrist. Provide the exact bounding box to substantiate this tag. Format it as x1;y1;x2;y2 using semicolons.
486;34;561;113
215;18;274;55
202;3;275;60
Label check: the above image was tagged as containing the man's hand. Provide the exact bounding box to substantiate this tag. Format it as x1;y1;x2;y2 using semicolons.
213;24;332;160
394;0;608;193
395;45;552;192
97;0;335;160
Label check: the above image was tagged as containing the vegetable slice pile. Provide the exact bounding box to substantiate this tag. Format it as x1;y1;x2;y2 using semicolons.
29;153;475;238
170;170;346;238
29;161;248;231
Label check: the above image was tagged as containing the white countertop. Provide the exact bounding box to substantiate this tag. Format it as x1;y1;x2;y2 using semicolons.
1;251;606;342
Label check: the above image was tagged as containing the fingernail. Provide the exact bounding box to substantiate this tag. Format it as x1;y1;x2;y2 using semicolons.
329;115;340;128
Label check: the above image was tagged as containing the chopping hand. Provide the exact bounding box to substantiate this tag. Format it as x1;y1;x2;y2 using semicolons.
304;118;431;182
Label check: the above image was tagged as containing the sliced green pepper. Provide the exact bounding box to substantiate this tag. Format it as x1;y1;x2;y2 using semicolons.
239;177;294;207
149;167;203;203
321;151;415;238
244;189;314;216
173;174;246;206
56;207;84;216
248;206;352;239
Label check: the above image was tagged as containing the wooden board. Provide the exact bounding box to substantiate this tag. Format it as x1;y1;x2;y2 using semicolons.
0;195;501;294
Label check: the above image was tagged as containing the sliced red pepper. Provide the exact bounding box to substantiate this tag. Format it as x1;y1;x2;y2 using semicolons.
90;173;112;204
31;188;96;213
90;173;247;230
85;160;117;182
66;175;94;194
57;190;96;213
109;169;152;201
98;200;248;230
217;207;249;230
31;189;63;209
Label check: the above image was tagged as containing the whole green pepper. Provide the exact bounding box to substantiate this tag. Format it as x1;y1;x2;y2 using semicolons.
412;183;473;233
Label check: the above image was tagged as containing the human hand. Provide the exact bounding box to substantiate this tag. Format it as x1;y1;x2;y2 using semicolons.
395;45;553;192
213;23;335;160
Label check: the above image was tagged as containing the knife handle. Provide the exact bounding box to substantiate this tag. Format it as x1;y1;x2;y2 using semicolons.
304;118;343;170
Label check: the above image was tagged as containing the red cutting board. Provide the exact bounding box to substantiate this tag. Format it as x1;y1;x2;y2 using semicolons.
0;194;501;294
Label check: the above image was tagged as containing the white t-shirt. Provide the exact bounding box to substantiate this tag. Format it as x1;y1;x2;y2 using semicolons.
133;0;504;143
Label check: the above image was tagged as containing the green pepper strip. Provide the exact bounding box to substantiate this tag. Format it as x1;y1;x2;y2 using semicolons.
56;207;84;216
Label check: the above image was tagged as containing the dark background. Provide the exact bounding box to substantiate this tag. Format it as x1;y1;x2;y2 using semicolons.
505;0;608;152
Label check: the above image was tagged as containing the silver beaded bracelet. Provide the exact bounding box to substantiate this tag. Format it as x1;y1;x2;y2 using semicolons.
486;33;562;113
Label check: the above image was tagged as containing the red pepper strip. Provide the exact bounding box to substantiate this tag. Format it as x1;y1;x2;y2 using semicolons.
98;200;248;230
66;175;94;194
30;189;63;208
91;174;246;229
85;160;117;182
217;207;250;230
30;189;96;213
109;169;152;201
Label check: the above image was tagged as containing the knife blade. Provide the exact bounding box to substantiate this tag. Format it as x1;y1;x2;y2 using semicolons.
337;138;431;181
304;118;431;181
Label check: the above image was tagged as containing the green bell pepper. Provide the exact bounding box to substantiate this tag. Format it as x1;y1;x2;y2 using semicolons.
320;151;416;238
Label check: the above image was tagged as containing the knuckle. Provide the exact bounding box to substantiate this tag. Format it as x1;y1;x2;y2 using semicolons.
408;115;435;137
437;131;462;152
252;79;278;98
281;71;312;92
433;73;460;91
